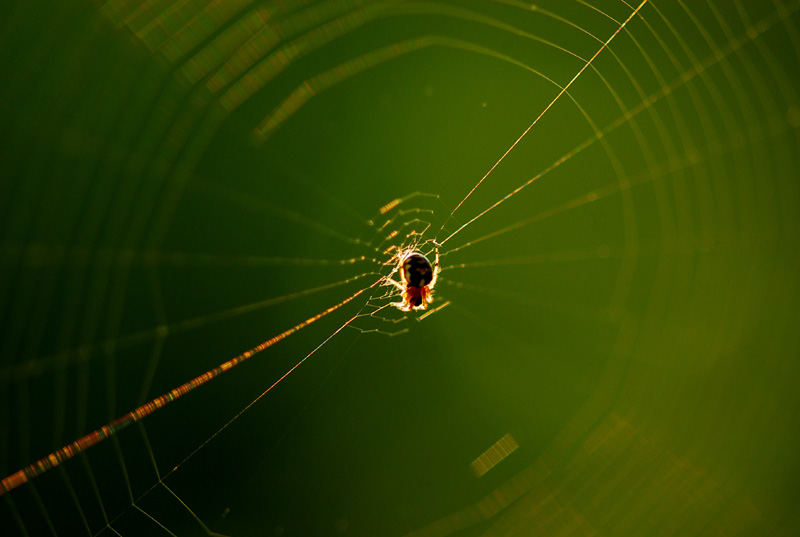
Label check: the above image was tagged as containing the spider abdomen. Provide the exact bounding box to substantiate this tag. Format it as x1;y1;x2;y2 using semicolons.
401;252;433;288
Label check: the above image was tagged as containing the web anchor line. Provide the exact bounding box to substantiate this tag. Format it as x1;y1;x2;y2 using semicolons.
439;0;650;245
0;280;382;496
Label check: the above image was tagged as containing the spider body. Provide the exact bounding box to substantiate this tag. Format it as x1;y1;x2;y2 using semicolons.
401;252;433;309
387;245;440;312
402;252;434;288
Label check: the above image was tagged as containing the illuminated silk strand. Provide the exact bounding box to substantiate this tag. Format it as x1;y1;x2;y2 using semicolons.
0;284;374;495
441;0;651;244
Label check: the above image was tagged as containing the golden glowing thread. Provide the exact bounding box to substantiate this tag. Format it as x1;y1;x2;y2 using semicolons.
0;280;381;495
441;0;651;245
0;189;445;494
417;300;452;320
379;198;401;214
1;272;375;385
439;0;790;253
470;433;520;478
441;96;799;261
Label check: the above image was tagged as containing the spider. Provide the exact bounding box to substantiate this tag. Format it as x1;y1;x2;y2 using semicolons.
386;242;441;312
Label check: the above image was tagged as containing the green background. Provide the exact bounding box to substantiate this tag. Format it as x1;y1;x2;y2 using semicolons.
1;1;799;536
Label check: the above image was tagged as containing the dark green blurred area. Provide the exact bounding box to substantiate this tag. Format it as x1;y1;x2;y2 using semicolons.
1;1;799;536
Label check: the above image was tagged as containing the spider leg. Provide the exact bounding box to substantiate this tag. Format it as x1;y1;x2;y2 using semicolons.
384;276;405;292
428;240;441;289
393;302;413;312
384;276;413;312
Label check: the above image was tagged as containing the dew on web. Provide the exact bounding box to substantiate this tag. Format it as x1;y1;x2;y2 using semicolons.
2;1;800;536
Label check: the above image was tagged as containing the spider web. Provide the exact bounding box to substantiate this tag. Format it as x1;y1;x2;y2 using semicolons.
2;1;799;536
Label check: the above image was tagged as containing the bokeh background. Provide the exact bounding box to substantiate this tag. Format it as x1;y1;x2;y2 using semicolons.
1;1;799;536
